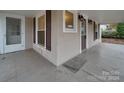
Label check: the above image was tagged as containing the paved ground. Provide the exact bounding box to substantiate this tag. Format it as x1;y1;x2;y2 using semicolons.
0;43;124;82
102;38;124;45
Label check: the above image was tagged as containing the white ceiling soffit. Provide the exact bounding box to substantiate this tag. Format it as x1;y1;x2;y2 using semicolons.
1;10;124;24
81;10;124;24
0;10;42;17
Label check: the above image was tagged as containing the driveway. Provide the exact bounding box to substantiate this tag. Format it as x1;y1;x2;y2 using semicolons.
0;43;124;82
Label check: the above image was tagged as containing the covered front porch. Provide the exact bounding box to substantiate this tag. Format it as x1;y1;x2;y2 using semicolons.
0;43;123;82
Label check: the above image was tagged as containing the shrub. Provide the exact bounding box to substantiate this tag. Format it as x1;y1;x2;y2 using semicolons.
111;31;118;38
102;31;118;38
102;23;124;39
116;23;124;38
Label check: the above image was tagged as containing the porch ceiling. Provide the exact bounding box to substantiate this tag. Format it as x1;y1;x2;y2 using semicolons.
1;10;124;24
81;10;124;24
0;10;41;17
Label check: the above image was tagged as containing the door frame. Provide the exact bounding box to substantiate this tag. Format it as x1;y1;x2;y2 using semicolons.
79;15;87;53
1;13;25;53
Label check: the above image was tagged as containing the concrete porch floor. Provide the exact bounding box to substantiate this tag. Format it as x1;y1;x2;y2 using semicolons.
0;43;124;82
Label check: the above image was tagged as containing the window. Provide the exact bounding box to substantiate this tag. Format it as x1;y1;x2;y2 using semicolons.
6;17;21;45
38;16;45;31
65;10;74;29
63;10;77;32
36;11;51;51
37;15;45;46
38;31;45;46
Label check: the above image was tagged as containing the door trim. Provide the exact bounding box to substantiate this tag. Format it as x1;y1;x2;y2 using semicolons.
1;13;25;53
79;17;87;53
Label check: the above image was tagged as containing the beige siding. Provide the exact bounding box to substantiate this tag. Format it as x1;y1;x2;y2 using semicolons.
25;17;33;49
33;10;101;66
88;22;101;48
56;11;80;65
33;10;58;65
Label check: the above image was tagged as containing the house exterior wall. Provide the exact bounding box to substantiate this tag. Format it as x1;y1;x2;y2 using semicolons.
33;10;58;65
88;22;101;48
56;10;81;66
56;11;101;65
32;10;101;66
0;11;101;66
0;13;26;54
32;10;82;66
25;17;33;49
0;13;34;54
0;14;4;54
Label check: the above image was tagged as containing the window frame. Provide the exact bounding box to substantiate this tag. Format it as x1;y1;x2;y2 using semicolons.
63;10;77;33
36;12;46;49
6;17;21;45
33;17;36;44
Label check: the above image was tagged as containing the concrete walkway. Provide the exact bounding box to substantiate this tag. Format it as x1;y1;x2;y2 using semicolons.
0;43;124;82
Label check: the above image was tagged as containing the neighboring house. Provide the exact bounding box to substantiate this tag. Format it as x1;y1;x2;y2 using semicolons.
0;10;101;66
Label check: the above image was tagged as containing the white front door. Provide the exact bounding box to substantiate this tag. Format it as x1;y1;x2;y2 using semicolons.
3;14;25;53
